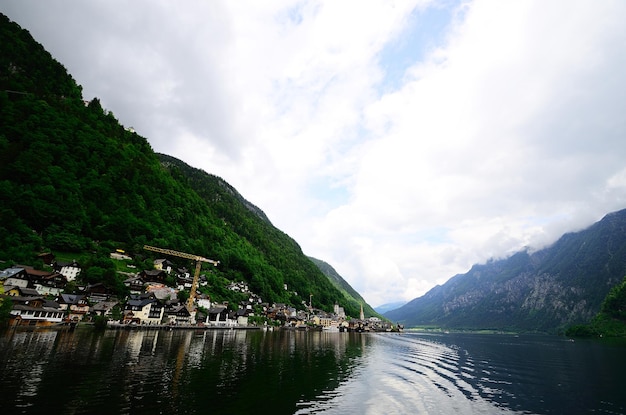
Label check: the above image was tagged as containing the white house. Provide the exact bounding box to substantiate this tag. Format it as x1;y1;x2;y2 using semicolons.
124;295;164;325
54;261;81;282
197;294;212;310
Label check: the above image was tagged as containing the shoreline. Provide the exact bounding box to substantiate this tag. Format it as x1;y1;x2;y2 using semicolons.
1;322;262;332
107;322;261;331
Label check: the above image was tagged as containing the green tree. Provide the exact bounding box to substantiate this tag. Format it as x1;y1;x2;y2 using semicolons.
177;290;190;303
0;296;13;324
601;276;626;320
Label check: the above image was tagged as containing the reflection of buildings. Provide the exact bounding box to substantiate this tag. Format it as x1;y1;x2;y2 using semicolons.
126;330;143;364
1;327;369;414
3;330;58;405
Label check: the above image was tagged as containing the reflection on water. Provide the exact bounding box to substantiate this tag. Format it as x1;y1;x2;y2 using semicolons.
0;328;366;415
297;332;626;415
296;334;512;415
1;329;626;415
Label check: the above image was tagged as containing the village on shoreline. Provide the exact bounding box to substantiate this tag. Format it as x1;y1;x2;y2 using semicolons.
0;251;402;333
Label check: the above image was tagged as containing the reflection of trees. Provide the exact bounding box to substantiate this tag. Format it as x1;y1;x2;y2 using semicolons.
0;329;369;414
185;330;367;414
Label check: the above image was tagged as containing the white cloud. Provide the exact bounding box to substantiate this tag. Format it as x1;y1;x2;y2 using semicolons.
308;0;626;306
3;0;626;307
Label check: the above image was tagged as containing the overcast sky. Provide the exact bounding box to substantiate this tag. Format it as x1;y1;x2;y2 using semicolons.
3;0;626;307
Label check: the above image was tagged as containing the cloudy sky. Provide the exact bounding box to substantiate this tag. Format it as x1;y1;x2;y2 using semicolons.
3;0;626;307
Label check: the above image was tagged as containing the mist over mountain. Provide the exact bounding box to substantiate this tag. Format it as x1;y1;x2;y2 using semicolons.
386;209;626;333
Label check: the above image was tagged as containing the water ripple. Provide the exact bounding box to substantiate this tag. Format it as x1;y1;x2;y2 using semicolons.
3;329;626;414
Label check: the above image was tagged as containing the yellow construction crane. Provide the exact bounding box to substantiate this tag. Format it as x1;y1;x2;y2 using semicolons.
143;245;219;311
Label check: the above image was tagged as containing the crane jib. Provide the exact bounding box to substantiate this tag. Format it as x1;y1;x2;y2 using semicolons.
143;245;219;311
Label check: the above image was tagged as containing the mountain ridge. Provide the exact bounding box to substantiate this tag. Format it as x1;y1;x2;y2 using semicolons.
307;256;380;318
374;301;407;314
385;208;626;332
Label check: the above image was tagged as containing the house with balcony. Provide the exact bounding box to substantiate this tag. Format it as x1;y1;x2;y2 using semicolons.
123;293;164;325
139;269;167;284
123;276;145;294
6;295;64;326
163;304;192;325
57;294;90;322
34;273;68;296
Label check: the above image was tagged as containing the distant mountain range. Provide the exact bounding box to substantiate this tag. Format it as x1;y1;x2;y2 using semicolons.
375;301;407;314
385;209;626;333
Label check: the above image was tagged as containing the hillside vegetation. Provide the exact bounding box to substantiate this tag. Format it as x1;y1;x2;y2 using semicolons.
0;13;370;317
566;276;626;337
308;257;377;318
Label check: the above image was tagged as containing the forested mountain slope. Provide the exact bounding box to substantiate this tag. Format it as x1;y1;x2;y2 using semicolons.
0;13;370;317
386;209;626;332
307;257;380;318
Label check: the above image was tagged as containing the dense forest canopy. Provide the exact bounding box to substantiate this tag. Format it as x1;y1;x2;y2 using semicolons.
0;13;373;318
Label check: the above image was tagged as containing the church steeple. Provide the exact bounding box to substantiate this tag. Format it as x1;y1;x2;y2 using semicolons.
359;303;364;320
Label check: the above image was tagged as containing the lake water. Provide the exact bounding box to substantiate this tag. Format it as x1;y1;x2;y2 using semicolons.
1;327;625;415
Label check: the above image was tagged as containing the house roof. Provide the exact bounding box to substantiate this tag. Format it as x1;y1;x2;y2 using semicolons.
20;266;54;278
91;301;118;311
6;295;44;304
149;287;176;301
167;305;190;316
17;287;40;296
44;299;61;309
12;304;61;312
55;261;80;268
0;267;26;280
42;273;67;281
142;269;166;276
207;305;227;314
85;282;108;292
58;294;85;304
127;297;155;308
131;292;155;300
